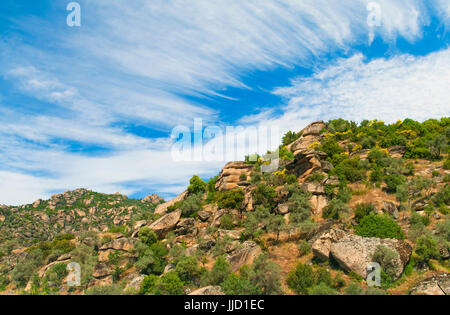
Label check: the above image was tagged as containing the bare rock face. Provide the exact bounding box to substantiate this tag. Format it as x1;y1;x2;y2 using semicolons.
388;146;406;158
125;274;145;291
189;286;225;295
142;193;164;204
175;218;197;236
242;189;254;212
215;162;254;191
310;195;328;215
311;228;347;261
92;263;112;279
227;241;262;272
301;182;325;195
277;203;290;215
155;191;188;215
197;210;212;222
330;234;412;280
149;210;182;237
410;273;450;295
286;149;328;180
217;229;243;240
382;201;399;219
287;122;325;153
100;237;136;252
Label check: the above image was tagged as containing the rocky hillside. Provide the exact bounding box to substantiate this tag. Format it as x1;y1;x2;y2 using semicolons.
0;118;449;295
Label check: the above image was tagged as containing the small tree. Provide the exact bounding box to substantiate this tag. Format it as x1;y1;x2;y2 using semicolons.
187;175;207;195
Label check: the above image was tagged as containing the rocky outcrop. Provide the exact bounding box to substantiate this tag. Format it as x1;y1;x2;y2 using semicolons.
227;241;262;272
142;193;163;204
286;149;328;180
388;146;407;159
301;182;325;195
215;162;254;191
189;286;225;295
175;218;197;236
100;237;136;252
125;275;145;291
155;191;188;215
149;210;182;237
311;229;347;261
92;263;112;279
310;195;328;215
287;122;325;155
410;273;450;295
382;201;399;219
330;234;412;280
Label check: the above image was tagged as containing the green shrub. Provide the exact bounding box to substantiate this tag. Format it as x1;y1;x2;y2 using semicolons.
243;254;283;295
252;183;277;210
139;274;159;295
298;240;312;256
179;193;203;217
372;245;400;281
355;214;404;240
308;283;340;295
175;255;203;285
138;227;158;246
415;235;439;265
286;263;334;295
202;256;230;286
444;157;450;170
220;214;235;230
384;174;406;193
354;203;377;223
85;284;123;295
282;131;300;146
222;274;259;295
217;189;245;210
152;271;184;295
332;157;366;183
319;139;344;160
187;175;207;195
322;199;350;220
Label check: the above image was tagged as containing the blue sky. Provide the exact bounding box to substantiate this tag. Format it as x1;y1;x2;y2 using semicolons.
0;0;449;205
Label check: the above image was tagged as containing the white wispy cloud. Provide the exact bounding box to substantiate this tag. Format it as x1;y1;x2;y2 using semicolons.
0;0;449;205
269;49;450;129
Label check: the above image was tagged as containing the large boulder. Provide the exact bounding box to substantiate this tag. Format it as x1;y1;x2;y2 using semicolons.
311;229;347;261
388;146;406;159
142;193;164;204
301;183;325;195
100;237;136;252
227;241;262;272
189;286;225;295
286;122;325;154
410;273;450;295
330;234;412;280
310;195;328;215
215;162;254;191
155;191;188;215
92;263;112;279
382;201;399;219
286;149;327;180
149;210;182;237
175;218;197;236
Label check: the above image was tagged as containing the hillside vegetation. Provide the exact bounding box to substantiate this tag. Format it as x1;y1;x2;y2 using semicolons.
0;118;449;295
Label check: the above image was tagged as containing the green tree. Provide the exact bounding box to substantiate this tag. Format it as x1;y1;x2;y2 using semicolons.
187;175;207;195
153;271;185;295
355;214;405;240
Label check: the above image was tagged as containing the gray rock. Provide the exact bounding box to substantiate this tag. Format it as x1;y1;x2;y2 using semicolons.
410;273;450;295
